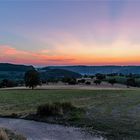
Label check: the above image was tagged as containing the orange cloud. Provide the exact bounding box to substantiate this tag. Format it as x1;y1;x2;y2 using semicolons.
1;41;140;66
0;45;76;65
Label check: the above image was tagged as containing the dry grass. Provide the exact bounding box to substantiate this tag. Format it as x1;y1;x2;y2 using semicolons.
0;128;26;140
0;129;9;140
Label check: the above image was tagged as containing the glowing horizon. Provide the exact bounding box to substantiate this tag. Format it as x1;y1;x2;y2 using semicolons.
1;1;140;66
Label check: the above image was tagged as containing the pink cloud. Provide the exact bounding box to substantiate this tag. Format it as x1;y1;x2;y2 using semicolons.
0;45;76;65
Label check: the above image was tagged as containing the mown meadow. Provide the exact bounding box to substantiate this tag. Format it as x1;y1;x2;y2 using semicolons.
0;89;140;139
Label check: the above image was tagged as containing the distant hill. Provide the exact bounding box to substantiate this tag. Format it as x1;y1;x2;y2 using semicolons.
40;68;82;80
2;63;140;81
0;63;34;72
42;66;140;75
0;63;34;81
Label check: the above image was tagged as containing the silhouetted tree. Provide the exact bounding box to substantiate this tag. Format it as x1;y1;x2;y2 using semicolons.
95;73;106;80
83;75;88;78
62;77;71;84
68;78;77;85
77;79;86;84
126;78;136;88
0;79;17;88
94;79;102;85
90;75;95;79
24;70;40;89
85;81;91;85
108;78;116;86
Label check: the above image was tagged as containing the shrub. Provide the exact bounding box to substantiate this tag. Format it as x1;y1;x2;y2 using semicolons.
94;79;101;85
68;79;77;85
77;79;86;84
0;79;17;88
108;78;117;86
62;78;77;85
85;81;91;85
95;73;106;80
126;78;136;87
90;75;95;79
37;103;60;116
37;102;76;117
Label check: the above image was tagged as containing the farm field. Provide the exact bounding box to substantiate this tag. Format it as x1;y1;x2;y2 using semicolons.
0;89;140;139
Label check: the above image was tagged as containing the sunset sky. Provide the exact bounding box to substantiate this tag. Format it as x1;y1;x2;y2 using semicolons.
0;0;140;66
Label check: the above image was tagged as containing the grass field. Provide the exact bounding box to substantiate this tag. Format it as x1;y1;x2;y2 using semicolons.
0;89;137;115
0;89;140;139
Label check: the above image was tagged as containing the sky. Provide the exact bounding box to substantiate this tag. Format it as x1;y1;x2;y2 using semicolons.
0;0;140;66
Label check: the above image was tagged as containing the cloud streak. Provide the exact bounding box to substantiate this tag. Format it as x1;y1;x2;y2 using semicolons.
1;1;140;65
0;45;76;65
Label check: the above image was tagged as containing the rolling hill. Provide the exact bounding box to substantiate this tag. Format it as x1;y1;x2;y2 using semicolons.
39;68;82;80
0;63;34;81
0;63;34;71
42;66;140;75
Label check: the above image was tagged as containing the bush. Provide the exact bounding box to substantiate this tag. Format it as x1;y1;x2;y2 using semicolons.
108;78;117;86
94;79;101;85
90;75;95;79
77;79;86;84
68;79;77;85
126;78;136;87
95;73;106;80
0;79;17;88
62;78;77;85
37;102;76;117
85;81;91;85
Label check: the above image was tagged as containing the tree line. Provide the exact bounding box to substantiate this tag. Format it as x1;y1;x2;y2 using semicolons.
0;70;139;89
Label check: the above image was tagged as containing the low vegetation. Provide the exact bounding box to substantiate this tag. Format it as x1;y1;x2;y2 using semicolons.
37;102;77;116
104;73;140;87
0;128;26;140
94;79;101;85
36;102;84;123
0;129;8;140
0;89;140;139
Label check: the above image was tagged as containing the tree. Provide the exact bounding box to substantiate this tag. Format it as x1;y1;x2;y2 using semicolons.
24;70;40;89
0;79;17;88
62;77;77;85
62;77;71;84
94;79;101;85
85;81;91;85
108;78;116;86
95;73;106;80
126;78;136;88
68;78;77;85
77;79;86;84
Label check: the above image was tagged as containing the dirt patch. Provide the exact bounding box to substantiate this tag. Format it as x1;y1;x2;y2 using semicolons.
1;82;136;91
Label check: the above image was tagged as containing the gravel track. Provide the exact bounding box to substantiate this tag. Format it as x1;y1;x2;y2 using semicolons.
0;118;104;140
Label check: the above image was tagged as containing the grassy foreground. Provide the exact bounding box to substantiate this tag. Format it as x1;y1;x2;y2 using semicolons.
0;128;26;140
0;89;140;139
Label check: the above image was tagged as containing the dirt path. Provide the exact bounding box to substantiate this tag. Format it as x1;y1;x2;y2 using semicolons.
0;118;104;140
1;82;136;91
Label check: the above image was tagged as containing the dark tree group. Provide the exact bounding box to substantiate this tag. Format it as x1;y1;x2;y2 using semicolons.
24;70;40;89
108;78;117;86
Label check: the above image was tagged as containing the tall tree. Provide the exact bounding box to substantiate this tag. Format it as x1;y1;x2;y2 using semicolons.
108;78;116;86
24;70;40;89
126;78;136;88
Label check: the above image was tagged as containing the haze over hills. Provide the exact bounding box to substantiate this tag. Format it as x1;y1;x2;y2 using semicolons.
40;68;81;81
43;66;140;75
1;63;140;80
0;63;82;81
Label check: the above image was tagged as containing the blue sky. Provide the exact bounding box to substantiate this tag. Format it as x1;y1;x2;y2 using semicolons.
0;0;140;66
